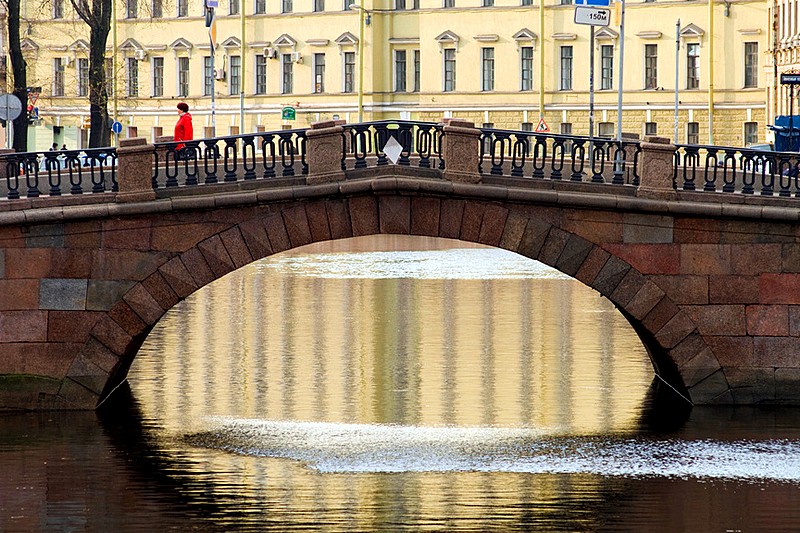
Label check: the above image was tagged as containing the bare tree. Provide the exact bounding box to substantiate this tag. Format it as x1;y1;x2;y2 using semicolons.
71;0;110;147
7;0;29;151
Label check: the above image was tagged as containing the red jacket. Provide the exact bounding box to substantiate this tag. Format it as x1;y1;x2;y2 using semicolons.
174;112;193;150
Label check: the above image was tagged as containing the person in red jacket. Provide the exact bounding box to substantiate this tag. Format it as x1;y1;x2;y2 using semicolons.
174;102;193;159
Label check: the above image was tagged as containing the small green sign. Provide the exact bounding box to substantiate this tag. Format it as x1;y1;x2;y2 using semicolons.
282;106;296;121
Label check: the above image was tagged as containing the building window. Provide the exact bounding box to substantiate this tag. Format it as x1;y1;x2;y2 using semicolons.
560;46;573;90
153;56;164;97
229;55;241;95
53;0;64;18
230;0;239;15
394;50;407;92
481;48;494;91
645;122;657;136
600;45;613;90
560;122;572;135
256;54;267;94
395;0;419;8
177;0;187;16
744;42;758;88
203;56;213;96
598;122;614;137
53;58;65;97
282;0;292;12
126;57;139;97
482;0;493;6
178;57;189;97
560;0;572;5
443;0;454;6
521;122;533;131
521;0;532;5
444;48;456;92
105;58;114;97
152;0;163;17
126;0;137;18
413;50;420;92
314;0;324;11
343;51;355;93
314;53;325;93
687;122;699;144
744;122;758;145
255;0;266;13
521;46;533;91
77;58;89;97
282;54;293;93
644;44;657;89
687;43;699;89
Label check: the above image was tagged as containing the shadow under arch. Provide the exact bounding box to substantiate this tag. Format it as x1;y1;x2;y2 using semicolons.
63;195;723;409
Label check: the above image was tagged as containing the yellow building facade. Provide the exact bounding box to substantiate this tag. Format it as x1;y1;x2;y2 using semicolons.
17;0;768;150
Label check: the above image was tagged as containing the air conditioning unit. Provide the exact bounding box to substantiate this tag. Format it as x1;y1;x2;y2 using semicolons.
291;52;303;63
134;49;147;61
264;47;277;59
214;68;226;80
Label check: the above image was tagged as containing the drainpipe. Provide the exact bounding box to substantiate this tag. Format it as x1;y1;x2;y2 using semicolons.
240;0;245;132
539;0;545;119
708;0;714;144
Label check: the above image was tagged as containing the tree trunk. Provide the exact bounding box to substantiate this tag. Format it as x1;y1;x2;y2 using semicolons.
7;0;28;152
88;25;110;147
72;0;112;148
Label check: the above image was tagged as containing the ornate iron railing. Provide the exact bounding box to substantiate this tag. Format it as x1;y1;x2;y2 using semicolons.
340;120;444;171
478;128;641;185
152;129;308;188
2;148;117;200
674;143;800;196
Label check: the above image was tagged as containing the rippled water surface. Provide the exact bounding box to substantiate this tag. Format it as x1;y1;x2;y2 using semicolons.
3;236;800;532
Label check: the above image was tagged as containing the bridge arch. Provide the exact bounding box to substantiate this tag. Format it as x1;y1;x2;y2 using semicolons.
63;186;722;409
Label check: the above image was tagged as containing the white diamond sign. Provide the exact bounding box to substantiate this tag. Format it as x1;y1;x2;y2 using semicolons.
383;136;403;165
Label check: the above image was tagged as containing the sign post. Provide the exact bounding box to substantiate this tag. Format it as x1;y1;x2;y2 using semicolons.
574;0;609;168
206;0;217;136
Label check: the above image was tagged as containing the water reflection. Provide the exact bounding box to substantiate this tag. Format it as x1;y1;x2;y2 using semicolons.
131;236;653;435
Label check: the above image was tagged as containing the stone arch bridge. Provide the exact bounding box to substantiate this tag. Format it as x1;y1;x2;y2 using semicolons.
1;119;799;410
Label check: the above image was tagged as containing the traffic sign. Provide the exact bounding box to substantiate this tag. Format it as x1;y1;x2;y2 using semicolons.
781;73;800;85
111;120;123;134
535;118;550;133
574;6;610;26
282;106;296;121
0;94;22;121
574;0;611;7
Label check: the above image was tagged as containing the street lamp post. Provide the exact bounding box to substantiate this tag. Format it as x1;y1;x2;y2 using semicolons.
349;3;370;123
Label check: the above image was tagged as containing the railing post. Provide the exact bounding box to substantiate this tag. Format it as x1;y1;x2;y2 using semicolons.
116;137;157;202
306;120;346;184
636;135;677;200
441;119;481;183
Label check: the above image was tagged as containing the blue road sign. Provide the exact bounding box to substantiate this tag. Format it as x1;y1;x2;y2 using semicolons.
111;120;123;134
574;0;611;7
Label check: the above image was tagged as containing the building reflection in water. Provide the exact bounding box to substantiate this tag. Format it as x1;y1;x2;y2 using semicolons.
128;235;654;530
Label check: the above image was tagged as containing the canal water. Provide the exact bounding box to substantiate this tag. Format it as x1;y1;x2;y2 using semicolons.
2;235;800;532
